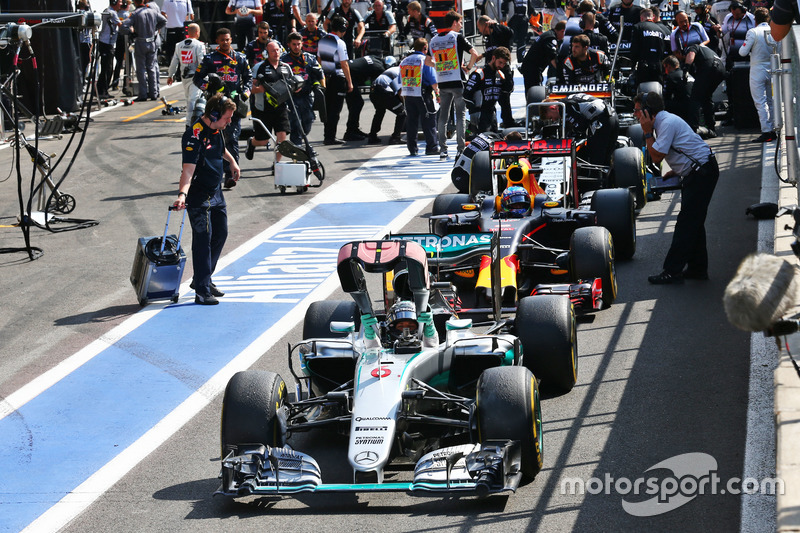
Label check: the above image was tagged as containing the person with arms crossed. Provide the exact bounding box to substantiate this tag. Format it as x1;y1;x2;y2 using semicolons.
174;94;240;305
635;91;718;284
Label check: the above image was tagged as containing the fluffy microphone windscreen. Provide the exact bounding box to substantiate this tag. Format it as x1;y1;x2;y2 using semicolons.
724;253;800;332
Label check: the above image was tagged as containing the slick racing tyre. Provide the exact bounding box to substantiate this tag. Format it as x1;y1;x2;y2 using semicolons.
476;365;543;479
570;226;617;308
526;86;547;104
221;370;287;458
469;150;493;197
626;123;645;148
515;295;577;393
592;188;636;260
611;146;647;209
303;300;360;339
432;193;471;235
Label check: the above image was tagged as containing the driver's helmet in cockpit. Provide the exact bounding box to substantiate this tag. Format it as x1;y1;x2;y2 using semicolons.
501;186;531;217
385;300;418;341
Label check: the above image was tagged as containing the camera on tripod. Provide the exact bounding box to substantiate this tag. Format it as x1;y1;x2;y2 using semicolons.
259;73;304;108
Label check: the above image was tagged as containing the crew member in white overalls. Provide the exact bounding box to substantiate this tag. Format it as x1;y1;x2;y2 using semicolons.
738;7;780;143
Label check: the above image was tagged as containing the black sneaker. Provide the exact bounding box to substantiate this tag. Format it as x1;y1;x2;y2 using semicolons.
425;148;440;156
323;138;343;145
751;131;777;143
134;96;148;103
245;138;255;160
366;135;382;145
388;134;404;145
224;177;237;189
648;271;684;285
190;281;225;297
195;293;219;305
343;130;366;141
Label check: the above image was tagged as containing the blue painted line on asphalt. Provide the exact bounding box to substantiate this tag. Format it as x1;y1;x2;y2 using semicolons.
0;201;412;533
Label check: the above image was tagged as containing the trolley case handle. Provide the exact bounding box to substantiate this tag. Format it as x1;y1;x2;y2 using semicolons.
161;205;187;256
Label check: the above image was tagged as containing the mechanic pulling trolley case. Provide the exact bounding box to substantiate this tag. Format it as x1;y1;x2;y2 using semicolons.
130;206;186;306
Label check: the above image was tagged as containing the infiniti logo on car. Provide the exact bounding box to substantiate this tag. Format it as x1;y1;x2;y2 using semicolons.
354;451;379;465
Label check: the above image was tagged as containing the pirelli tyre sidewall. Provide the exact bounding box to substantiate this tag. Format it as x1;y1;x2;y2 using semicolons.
220;370;287;458
570;225;617;308
476;365;543;480
515;294;578;394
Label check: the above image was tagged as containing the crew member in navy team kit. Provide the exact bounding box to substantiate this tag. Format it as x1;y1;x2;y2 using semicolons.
174;94;240;305
464;45;512;134
319;15;355;145
282;32;325;148
635;91;719;285
244;22;273;67
122;0;167;102
194;28;252;189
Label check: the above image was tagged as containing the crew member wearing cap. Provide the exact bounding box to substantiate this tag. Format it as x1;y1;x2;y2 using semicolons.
721;1;756;69
634;91;718;285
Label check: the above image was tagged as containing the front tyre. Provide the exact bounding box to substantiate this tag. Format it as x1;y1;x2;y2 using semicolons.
476;365;543;479
570;226;617;308
220;370;287;458
592;188;636;260
515;295;578;393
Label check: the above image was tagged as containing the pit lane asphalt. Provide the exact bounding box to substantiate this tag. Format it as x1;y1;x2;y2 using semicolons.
0;88;764;532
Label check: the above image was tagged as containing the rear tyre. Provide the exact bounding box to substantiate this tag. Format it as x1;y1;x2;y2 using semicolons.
303;300;360;339
476;365;543;479
570;226;617;308
469;149;493;197
592;188;636;260
220;370;287;458
526;85;547;104
611;147;647;209
515;295;577;393
627;124;644;148
432;193;472;236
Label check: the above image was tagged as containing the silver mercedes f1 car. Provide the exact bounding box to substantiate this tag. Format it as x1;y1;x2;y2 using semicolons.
216;239;577;499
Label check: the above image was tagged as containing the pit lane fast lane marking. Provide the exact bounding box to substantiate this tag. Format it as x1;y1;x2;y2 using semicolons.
0;148;456;533
5;74;527;533
122;100;178;122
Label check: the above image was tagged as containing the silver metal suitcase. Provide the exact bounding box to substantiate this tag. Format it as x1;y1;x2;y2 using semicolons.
130;207;187;306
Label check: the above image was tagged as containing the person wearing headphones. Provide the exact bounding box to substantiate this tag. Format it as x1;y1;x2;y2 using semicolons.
174;94;240;305
634;91;718;285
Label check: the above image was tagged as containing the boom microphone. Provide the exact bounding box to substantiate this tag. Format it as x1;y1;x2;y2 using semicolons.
0;12;101;29
724;253;800;332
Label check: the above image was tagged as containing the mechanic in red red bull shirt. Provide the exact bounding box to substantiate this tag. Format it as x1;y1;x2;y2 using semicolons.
557;33;610;84
194;28;253;188
174;94;240;305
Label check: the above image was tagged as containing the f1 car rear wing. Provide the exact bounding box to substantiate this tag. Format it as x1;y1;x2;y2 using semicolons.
546;82;612;101
337;240;430;317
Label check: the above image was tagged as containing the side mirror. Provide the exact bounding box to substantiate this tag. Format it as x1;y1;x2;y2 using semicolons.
330;321;355;334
